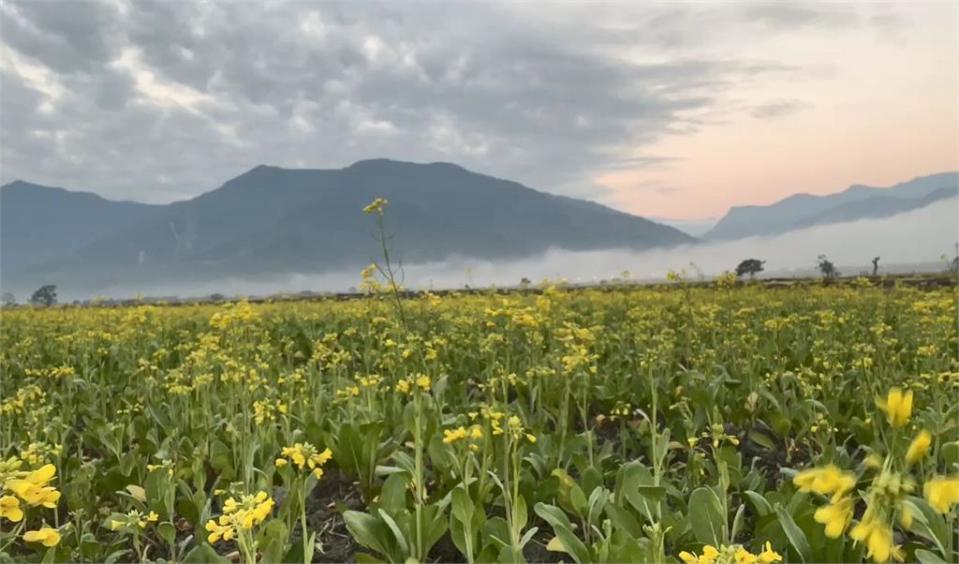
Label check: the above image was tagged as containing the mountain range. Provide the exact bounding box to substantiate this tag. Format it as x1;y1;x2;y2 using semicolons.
706;172;958;240
0;159;692;295
2;162;955;298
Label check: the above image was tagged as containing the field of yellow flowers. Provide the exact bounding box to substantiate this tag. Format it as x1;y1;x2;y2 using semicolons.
1;279;957;563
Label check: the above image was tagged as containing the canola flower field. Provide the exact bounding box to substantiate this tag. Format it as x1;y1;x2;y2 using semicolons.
1;278;957;563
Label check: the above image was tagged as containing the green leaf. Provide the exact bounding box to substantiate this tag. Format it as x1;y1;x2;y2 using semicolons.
687;487;725;547
744;490;773;517
635;485;666;503
451;486;474;524
902;497;950;556
157;522;176;547
513;494;528;532
534;502;590;564
747;430;777;450
377;509;410;556
379;472;410;515
182;544;230;563
343;510;393;558
915;549;950;564
774;504;813;563
256;518;289;564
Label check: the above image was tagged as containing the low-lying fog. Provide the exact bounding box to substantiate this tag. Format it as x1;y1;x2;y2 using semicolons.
85;197;959;301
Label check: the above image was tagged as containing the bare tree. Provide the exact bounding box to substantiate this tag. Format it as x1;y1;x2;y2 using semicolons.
872;256;880;277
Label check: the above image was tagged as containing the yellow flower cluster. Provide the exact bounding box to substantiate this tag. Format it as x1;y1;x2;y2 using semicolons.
794;464;858;538
23;527;61;547
205;491;275;543
275;442;333;478
362;197;388;215
799;387;959;563
794;464;857;501
442;425;484;451
20;442;63;466
679;542;782;564
3;462;61;513
394;373;431;394
876;387;912;428
209;300;260;331
507;415;537;444
924;476;959;514
0;459;62;547
253;398;288;424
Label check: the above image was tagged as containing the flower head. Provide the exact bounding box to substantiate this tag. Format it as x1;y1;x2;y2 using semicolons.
0;495;23;522
924;475;959;514
905;430;932;465
793;464;856;501
5;463;60;508
814;496;854;538
362;197;388;216
23;527;61;547
876;387;913;427
276;443;333;474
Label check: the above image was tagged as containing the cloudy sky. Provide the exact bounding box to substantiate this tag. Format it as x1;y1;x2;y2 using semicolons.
1;1;956;219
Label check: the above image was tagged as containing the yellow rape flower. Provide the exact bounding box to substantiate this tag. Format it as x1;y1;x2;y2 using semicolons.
0;495;23;522
905;430;932;465
362;197;388;215
814;496;854;538
757;542;782;563
679;544;720;564
793;464;856;501
5;463;60;508
415;374;431;392
23;527;61;547
876;387;912;428
923;476;959;514
850;518;897;563
205;519;235;543
443;427;468;445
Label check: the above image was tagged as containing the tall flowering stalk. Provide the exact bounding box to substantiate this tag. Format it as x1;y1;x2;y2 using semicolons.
798;387;959;563
275;441;333;563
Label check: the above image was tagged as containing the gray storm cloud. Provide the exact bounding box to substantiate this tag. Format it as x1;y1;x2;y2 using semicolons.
0;1;903;204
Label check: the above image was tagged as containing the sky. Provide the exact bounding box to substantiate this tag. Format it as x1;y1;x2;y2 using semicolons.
1;1;957;220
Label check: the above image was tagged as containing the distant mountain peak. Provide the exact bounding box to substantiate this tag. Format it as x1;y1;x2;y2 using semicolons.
346;157;466;172
707;171;958;240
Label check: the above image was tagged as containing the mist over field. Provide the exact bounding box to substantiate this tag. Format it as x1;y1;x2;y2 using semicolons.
80;197;957;302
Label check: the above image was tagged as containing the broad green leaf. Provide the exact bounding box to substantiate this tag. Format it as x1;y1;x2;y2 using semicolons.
744;490;773;517
343;510;393;558
534;502;590;564
687;487;725;547
774;504;813;563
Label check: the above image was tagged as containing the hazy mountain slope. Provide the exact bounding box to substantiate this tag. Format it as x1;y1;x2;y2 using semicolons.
789;186;956;230
1;159;693;294
706;172;958;240
0;181;163;274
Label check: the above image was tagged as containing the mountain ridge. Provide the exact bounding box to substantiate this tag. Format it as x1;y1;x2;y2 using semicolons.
706;171;958;240
1;159;693;295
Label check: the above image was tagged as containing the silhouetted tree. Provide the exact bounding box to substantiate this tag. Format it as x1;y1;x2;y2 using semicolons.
872;256;880;277
817;255;839;279
1;292;15;306
735;258;765;279
30;285;57;307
